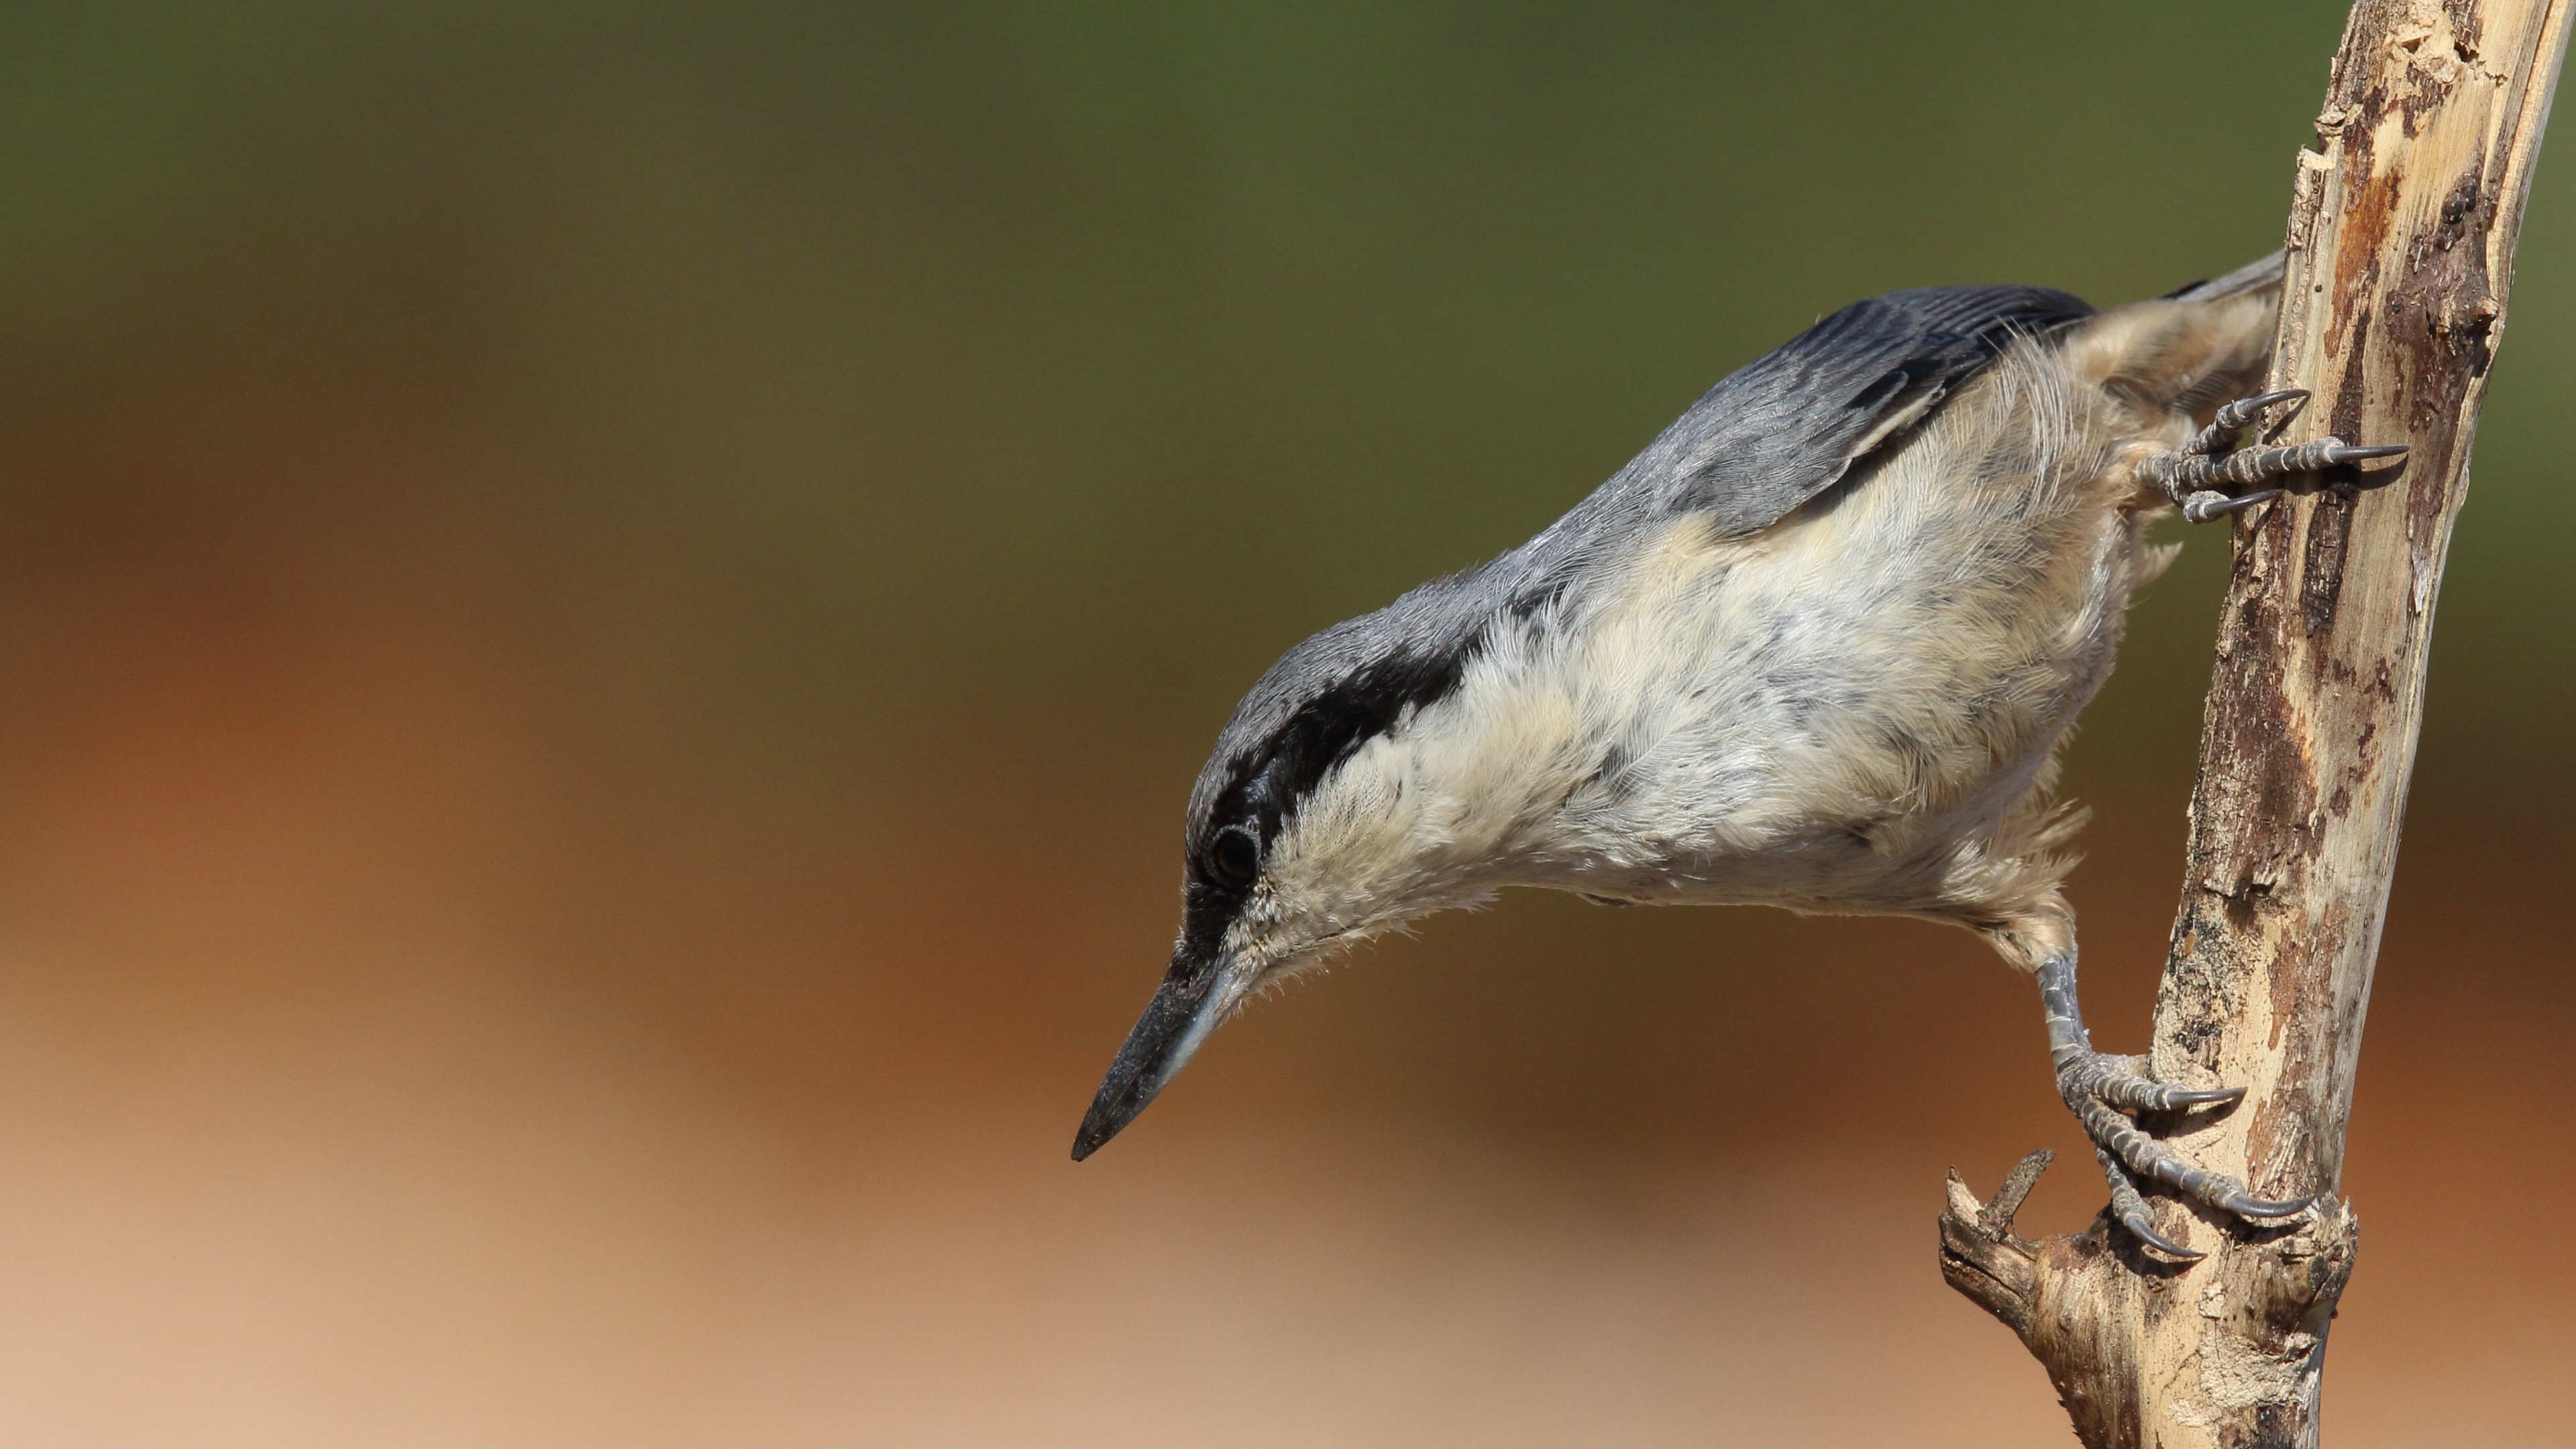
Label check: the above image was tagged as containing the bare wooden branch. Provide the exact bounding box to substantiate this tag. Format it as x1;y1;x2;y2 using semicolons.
1941;3;2572;1444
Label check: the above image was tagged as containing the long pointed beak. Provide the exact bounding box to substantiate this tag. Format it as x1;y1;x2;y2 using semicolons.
1071;949;1247;1161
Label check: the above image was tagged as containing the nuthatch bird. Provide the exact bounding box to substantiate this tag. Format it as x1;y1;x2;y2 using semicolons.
1073;252;2404;1258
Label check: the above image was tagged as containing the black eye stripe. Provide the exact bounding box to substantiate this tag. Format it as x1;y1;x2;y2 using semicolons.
1212;641;1480;842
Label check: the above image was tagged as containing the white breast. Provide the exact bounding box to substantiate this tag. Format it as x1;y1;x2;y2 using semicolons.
1415;340;2160;920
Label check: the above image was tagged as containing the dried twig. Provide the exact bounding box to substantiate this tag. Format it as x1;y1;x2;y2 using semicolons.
1940;3;2572;1444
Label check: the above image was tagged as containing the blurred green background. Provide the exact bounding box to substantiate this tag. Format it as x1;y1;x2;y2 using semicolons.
0;1;2564;1443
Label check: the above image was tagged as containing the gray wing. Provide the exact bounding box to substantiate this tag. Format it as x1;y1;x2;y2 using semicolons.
1188;282;2099;824
1596;283;2095;538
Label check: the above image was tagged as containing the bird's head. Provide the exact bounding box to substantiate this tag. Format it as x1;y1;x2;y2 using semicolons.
1071;584;1558;1161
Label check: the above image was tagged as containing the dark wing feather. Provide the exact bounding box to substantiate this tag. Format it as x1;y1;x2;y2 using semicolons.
1607;284;2094;537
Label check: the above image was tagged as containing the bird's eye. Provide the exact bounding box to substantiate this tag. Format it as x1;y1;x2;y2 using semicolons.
1207;830;1259;892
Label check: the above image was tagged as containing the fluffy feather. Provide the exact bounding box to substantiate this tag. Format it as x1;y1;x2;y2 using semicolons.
1225;269;2280;982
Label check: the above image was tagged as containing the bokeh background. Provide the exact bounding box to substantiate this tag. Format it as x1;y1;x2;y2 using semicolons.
0;1;2566;1443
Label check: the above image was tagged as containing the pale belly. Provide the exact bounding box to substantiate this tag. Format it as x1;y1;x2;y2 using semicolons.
1525;367;2157;921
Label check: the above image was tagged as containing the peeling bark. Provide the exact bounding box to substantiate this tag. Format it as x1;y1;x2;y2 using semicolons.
1940;3;2571;1444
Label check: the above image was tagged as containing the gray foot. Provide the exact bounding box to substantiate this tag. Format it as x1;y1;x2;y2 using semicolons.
2039;956;2314;1260
2143;388;2408;524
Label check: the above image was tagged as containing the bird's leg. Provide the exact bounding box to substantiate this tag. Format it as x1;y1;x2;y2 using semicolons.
2142;388;2408;523
2037;952;2314;1259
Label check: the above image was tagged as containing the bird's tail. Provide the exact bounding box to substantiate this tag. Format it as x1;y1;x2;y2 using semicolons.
2056;252;2286;431
2160;250;2287;305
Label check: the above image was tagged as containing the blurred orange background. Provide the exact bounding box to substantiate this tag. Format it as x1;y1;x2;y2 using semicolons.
0;1;2567;1443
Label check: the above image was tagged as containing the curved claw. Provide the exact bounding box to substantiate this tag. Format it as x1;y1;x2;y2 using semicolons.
2220;1190;2318;1221
2185;389;2310;456
2063;1055;2247;1113
2212;387;2309;432
2151;1085;2247;1110
2151;386;2407;519
2118;1208;2205;1260
2183;488;2284;523
2106;1077;2242;1112
2095;1145;2206;1259
2041;957;2318;1251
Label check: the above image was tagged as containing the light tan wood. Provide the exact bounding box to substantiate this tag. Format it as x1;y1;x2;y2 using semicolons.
1939;2;2571;1444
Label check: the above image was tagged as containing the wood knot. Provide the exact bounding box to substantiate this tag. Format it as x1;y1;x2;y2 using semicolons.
2247;1199;2361;1330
